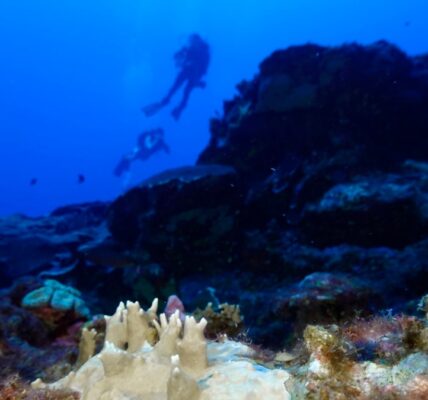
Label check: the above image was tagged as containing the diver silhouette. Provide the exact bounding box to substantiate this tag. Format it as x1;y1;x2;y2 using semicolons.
114;128;170;177
142;34;210;120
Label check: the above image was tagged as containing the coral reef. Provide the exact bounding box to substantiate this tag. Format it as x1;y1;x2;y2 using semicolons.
32;295;428;399
1;41;427;347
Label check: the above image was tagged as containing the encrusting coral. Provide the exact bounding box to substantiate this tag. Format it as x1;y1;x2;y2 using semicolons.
21;280;90;331
22;280;90;319
33;299;291;399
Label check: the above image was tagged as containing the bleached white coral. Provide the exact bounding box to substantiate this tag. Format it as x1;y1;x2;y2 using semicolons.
76;327;97;367
33;299;291;400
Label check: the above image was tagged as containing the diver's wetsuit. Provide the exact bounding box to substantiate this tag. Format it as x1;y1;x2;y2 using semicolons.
114;129;170;177
142;34;210;120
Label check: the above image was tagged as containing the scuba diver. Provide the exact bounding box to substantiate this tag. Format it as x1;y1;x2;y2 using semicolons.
142;33;210;120
114;128;170;177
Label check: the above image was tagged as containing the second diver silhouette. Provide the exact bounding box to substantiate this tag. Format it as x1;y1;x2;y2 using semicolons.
114;128;170;177
142;34;210;120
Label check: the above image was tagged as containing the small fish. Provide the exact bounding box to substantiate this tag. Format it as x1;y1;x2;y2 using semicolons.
30;178;38;186
78;174;85;184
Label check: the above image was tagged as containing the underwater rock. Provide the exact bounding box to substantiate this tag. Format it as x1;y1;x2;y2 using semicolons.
275;272;374;330
0;202;109;287
48;202;109;233
243;235;428;322
301;171;428;248
199;41;428;181
108;165;243;274
78;236;138;268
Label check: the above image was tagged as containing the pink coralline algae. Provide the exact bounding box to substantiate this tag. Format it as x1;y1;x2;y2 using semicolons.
164;294;186;322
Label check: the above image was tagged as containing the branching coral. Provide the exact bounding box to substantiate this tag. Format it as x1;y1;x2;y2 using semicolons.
33;299;291;400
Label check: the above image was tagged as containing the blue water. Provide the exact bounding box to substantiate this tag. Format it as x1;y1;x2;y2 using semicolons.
1;0;427;216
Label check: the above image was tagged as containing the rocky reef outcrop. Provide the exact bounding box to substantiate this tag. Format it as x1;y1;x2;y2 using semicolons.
105;41;428;346
108;165;241;274
0;202;109;286
199;41;428;180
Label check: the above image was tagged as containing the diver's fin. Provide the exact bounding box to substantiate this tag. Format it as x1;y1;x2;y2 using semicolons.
114;157;131;177
142;102;163;117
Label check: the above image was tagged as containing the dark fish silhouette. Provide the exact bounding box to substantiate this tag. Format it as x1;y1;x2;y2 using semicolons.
30;178;38;186
78;174;85;184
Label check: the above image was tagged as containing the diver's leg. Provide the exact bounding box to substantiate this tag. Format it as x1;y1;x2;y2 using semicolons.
171;80;194;120
142;71;187;116
114;155;132;177
195;80;206;88
161;70;187;105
